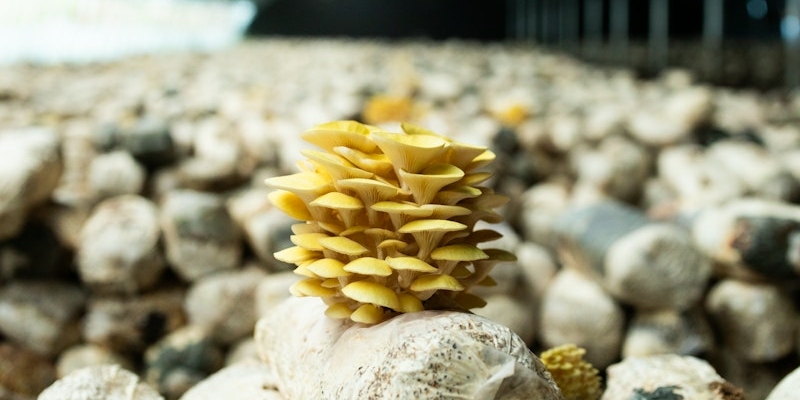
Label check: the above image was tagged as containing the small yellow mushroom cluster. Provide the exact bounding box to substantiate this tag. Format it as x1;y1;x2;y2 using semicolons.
540;344;602;400
361;95;415;125
265;120;515;324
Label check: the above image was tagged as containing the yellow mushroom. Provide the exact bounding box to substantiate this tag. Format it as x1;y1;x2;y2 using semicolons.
268;190;313;221
419;204;472;220
371;201;433;230
433;185;483;205
274;246;320;264
343;257;393;277
333;146;394;178
290;233;329;251
540;344;602;400
292;260;317;278
431;244;489;262
320;278;341;288
410;274;465;301
460;172;493;186
396;293;425;313
453;292;488;309
302;121;378;153
318;236;369;258
264;172;332;204
431;244;489;275
301;149;374;181
444;140;490;170
377;239;408;258
385;256;439;273
341;281;400;311
385;256;439;289
306;258;351;278
459;248;517;288
325;303;354;319
339;225;368;237
335;178;400;223
397;163;464;204
398;219;467;259
309;192;365;227
290;278;337;297
466;149;497;171
291;222;323;235
350;303;385;324
370;130;448;174
456;229;504;244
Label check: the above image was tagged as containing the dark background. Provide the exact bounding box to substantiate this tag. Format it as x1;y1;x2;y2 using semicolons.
247;0;788;41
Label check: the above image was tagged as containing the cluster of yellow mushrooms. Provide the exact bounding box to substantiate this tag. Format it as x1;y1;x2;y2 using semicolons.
266;120;602;398
540;344;603;400
266;120;515;324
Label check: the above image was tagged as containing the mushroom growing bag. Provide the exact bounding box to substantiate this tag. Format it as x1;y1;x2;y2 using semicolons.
256;297;562;399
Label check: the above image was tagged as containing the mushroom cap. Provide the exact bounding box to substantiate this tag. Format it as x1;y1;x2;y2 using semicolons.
302;121;378;153
363;228;399;240
400;122;442;138
370;130;448;173
264;172;332;199
344;257;393;277
434;185;483;205
397;293;424;313
398;163;465;204
268;190;313;221
467;149;497;171
292;260;317;277
316;220;345;235
410;274;465;292
482;248;518;262
333;146;394;177
450;265;473;278
458;229;504;244
341;281;400;310
371;201;433;217
274;246;320;264
316;120;377;134
320;278;341;288
335;178;399;205
477;275;498;286
398;219;466;234
306;258;351;278
431;244;489;261
453;292;488;308
301;149;374;180
446;141;490;170
377;239;408;252
420;204;472;219
290;233;329;251
318;236;369;256
385;256;438;273
290;278;337;297
309;192;365;210
461;172;493;186
350;303;385;324
339;225;368;237
291;223;322;235
324;303;353;319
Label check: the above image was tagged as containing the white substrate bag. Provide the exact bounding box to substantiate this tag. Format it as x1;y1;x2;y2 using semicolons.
256;297;562;399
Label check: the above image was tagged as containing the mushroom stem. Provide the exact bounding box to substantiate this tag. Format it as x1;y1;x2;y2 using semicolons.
458;261;499;288
398;270;416;289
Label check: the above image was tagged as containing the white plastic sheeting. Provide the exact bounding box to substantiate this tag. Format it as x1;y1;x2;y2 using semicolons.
0;0;256;64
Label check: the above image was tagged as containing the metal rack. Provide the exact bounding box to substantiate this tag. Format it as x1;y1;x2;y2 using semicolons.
507;0;800;88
